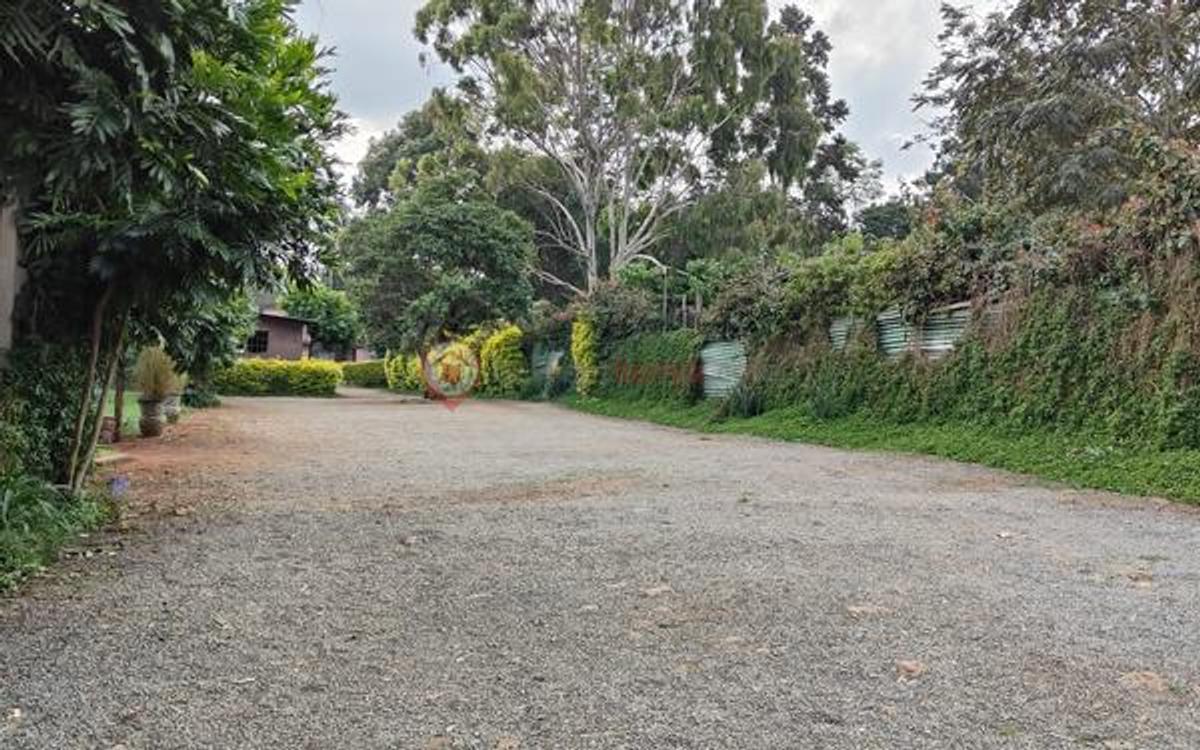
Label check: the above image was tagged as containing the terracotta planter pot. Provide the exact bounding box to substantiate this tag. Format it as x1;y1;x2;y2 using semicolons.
163;393;182;424
138;398;165;438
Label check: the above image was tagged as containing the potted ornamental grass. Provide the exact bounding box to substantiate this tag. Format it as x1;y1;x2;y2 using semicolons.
163;372;187;424
134;347;178;438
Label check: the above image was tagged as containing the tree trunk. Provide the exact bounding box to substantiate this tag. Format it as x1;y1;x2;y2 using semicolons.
71;311;127;494
112;350;126;444
65;284;114;485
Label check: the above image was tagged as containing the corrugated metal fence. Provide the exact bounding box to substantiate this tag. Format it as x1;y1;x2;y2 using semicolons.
607;302;973;401
531;343;565;387
700;341;747;399
829;301;972;361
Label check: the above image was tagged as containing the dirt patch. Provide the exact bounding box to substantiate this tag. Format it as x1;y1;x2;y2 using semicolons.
98;405;258;519
449;474;645;506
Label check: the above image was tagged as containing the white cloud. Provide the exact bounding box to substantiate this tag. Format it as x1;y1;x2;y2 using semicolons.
329;117;391;188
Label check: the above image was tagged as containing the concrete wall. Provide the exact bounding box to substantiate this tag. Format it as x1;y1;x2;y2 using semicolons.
0;205;23;355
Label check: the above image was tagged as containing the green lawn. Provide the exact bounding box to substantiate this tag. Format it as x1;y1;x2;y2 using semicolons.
103;390;141;437
566;395;1200;505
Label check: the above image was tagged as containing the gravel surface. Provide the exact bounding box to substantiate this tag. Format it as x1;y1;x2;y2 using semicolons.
3;388;1200;748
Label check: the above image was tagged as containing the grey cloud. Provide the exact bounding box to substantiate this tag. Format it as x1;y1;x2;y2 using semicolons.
296;0;453;127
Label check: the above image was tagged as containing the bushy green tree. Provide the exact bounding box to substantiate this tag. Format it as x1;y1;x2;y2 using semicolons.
1;0;343;489
416;0;867;294
343;188;535;352
856;199;914;241
281;285;363;355
918;0;1200;209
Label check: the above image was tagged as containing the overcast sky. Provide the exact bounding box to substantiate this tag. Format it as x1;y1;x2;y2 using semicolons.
295;1;999;193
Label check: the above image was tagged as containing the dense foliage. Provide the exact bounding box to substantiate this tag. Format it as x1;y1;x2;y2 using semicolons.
281;285;363;356
605;331;703;403
480;326;530;397
0;473;108;590
1;0;343;490
344;186;534;353
414;0;872;294
570;320;600;398
213;359;343;397
0;345;92;482
341;360;388;389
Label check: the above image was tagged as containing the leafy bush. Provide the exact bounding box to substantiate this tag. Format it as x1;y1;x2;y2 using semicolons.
341;360;388;388
480;324;529;396
702;263;792;342
0;344;93;482
717;379;767;419
605;329;703;402
384;352;425;392
575;282;662;356
1;473;109;590
213;359;343;397
571;319;600;397
281;284;363;354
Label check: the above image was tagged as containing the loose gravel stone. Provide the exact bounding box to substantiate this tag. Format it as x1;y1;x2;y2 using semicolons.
2;388;1200;748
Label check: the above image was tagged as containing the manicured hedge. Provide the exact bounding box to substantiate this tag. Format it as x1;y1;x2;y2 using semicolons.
213;358;342;397
384;352;424;392
341;360;387;388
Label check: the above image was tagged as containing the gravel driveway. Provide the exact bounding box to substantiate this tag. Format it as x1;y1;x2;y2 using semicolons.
3;388;1200;748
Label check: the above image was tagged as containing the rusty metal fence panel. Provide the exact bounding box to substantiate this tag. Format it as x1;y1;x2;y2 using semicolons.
701;341;747;399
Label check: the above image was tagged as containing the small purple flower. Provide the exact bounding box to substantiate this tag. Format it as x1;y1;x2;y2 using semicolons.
108;475;130;498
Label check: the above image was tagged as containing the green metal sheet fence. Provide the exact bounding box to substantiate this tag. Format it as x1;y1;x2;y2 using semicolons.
828;302;973;360
701;341;747;399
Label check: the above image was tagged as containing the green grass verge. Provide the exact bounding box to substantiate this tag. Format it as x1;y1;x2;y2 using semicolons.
1;474;111;591
565;395;1200;504
103;390;141;436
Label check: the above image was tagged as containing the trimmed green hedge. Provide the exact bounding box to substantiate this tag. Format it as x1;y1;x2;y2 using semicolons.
213;358;342;397
384;352;424;392
605;329;704;402
341;360;387;388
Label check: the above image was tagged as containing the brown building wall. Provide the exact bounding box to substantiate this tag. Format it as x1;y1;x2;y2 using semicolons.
0;204;23;356
245;314;310;360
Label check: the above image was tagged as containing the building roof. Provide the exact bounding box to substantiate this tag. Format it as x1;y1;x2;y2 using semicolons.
259;308;313;324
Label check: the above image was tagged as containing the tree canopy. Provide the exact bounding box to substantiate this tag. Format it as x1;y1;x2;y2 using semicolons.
281;285;363;355
343;186;535;352
1;0;344;489
918;0;1200;210
415;0;867;295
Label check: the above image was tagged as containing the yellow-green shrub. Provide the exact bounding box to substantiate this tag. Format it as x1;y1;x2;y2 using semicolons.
571;319;599;397
480;324;529;396
213;358;342;397
384;352;424;392
341;360;387;388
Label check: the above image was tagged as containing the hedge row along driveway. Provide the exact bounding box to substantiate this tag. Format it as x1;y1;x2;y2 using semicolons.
2;390;1198;747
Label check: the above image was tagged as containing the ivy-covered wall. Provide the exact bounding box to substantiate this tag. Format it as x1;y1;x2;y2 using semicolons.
729;286;1200;450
